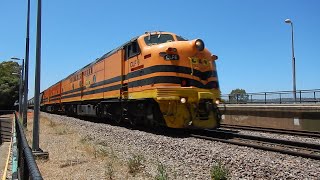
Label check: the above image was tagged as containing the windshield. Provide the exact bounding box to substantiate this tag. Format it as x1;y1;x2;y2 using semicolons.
144;34;174;46
176;35;188;41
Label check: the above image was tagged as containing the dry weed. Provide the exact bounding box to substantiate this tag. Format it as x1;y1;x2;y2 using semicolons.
59;159;87;168
127;154;144;176
48;120;57;127
105;162;114;180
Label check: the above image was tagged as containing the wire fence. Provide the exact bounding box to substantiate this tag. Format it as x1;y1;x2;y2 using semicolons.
221;89;320;104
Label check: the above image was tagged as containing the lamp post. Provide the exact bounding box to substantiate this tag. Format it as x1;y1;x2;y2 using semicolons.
11;58;24;120
285;18;296;102
23;0;31;128
33;0;42;152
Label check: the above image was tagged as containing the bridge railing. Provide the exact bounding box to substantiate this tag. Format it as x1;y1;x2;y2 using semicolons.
14;112;43;180
221;89;320;104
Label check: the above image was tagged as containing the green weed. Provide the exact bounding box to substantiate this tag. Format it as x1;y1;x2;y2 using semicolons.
210;161;228;180
155;162;168;180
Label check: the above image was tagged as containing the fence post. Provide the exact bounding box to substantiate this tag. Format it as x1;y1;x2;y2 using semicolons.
280;94;282;104
264;93;267;104
299;91;302;103
314;92;316;103
236;94;239;104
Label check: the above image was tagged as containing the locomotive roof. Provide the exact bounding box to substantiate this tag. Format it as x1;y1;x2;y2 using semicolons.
63;36;139;81
51;31;178;86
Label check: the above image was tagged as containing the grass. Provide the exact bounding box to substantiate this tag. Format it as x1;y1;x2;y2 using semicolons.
79;135;94;144
127;154;144;176
210;161;229;180
109;147;117;159
93;146;109;158
98;147;109;157
155;162;168;180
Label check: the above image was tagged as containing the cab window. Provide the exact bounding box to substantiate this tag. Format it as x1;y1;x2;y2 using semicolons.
144;34;174;46
124;40;140;60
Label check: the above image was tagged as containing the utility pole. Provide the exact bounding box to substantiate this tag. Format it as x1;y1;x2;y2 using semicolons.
32;0;48;158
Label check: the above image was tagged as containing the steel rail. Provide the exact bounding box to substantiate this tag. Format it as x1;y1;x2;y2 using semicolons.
220;124;320;138
190;129;320;160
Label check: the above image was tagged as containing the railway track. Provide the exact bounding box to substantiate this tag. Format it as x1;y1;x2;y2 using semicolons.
190;129;320;160
220;124;320;138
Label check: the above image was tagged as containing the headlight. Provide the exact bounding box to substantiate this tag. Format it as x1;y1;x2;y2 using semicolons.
180;97;187;103
195;39;205;51
215;99;220;105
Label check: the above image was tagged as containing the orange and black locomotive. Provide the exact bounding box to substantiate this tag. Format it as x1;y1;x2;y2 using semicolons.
39;31;221;129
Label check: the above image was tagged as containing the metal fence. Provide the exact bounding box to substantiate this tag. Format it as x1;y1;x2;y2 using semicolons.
221;89;320;104
14;112;43;180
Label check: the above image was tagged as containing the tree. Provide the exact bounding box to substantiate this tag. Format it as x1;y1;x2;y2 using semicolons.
229;88;248;103
0;61;20;110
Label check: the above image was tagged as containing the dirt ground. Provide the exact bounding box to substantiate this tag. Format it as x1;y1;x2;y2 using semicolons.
25;113;152;180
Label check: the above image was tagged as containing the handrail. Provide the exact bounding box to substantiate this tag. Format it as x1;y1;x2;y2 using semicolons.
221;89;320;104
14;112;43;180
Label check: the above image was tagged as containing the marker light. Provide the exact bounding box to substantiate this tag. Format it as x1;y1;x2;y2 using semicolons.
180;97;187;103
211;55;218;61
167;47;177;53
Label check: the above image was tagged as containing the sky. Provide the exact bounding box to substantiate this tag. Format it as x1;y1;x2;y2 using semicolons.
1;0;320;98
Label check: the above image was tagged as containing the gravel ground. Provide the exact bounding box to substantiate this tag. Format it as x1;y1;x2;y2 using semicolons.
37;112;320;179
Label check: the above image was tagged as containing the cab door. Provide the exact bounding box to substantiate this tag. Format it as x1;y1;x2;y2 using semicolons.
123;39;141;98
